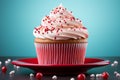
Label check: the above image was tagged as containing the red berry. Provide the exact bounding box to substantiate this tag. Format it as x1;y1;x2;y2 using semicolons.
77;73;86;80
36;72;43;80
102;72;109;79
2;66;7;73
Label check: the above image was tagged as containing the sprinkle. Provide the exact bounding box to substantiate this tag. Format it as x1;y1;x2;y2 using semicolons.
16;66;20;70
82;27;87;29
90;74;95;78
111;63;114;67
51;27;55;31
72;17;75;20
9;70;15;77
54;37;56;40
70;77;75;80
30;73;34;77
48;21;51;23
96;74;99;78
0;61;2;66
59;21;61;23
76;18;79;20
36;72;43;80
73;28;76;31
2;66;7;73
116;73;120;78
7;59;11;62
5;61;9;65
114;71;118;75
52;75;57;80
45;28;49;32
70;11;72;13
35;28;38;31
42;33;44;34
38;31;40;34
57;28;60;33
114;61;118;65
59;7;61;9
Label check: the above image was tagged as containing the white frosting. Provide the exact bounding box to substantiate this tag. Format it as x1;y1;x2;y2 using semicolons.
33;4;88;40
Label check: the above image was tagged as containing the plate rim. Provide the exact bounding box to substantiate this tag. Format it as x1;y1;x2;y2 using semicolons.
12;57;110;67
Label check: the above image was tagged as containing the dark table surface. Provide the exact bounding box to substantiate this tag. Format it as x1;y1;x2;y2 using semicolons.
0;57;120;80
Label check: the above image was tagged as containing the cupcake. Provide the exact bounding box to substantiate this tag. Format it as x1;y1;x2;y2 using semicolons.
33;4;88;65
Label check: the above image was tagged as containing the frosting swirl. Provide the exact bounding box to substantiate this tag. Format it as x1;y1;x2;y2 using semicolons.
33;4;88;40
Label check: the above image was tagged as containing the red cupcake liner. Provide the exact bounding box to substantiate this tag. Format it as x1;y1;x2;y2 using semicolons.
35;43;87;65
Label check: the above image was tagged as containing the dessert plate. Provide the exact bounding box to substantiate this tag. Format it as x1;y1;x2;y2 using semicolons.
12;58;110;74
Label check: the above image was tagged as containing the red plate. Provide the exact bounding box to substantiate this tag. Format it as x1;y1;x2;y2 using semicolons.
12;58;110;74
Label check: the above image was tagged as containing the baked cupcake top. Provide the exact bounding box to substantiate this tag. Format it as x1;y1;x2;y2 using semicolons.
33;4;88;40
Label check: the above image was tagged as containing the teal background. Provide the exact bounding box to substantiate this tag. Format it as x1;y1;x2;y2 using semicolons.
0;0;120;57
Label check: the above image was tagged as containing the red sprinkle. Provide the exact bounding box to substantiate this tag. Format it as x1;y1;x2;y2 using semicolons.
82;27;87;29
74;28;76;31
2;66;7;73
102;72;109;79
38;31;40;34
72;17;75;20
48;21;51;23
54;37;56;40
45;28;49;32
35;28;38;31
57;28;60;33
36;72;43;80
77;74;86;80
51;27;55;31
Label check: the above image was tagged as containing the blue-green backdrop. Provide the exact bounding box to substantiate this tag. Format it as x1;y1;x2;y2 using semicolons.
0;0;120;57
